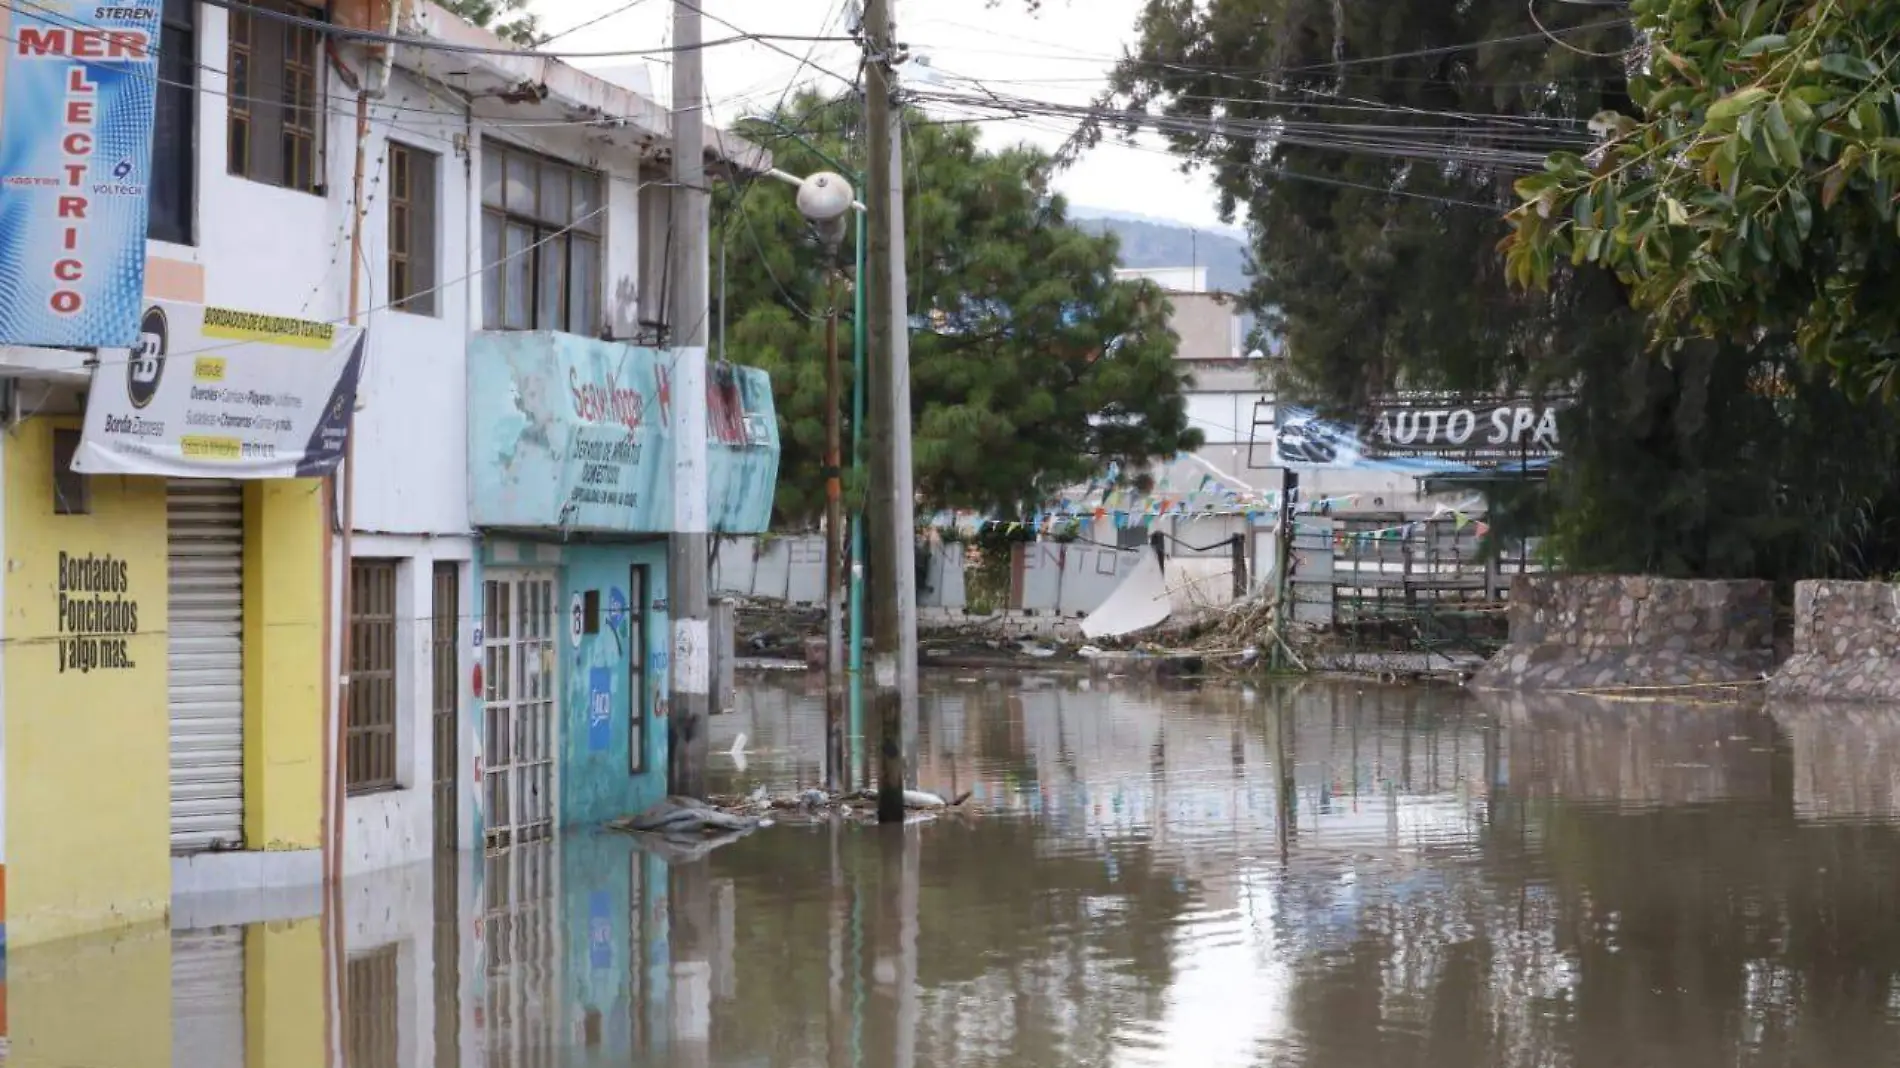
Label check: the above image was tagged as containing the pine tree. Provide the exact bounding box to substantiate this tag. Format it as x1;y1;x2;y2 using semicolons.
716;92;1203;524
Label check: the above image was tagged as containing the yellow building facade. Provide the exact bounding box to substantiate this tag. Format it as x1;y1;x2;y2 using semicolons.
1;409;331;947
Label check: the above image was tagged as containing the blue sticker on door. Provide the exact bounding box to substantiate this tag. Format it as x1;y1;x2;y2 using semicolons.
587;666;613;751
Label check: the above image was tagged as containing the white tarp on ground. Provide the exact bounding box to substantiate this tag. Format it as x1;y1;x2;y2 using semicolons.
1080;550;1173;639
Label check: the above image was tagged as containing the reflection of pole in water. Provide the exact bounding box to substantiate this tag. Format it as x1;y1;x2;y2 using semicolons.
875;825;921;1068
1273;699;1296;863
829;821;848;1067
670;858;713;1068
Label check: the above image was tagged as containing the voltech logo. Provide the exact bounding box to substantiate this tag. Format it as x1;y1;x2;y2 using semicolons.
127;305;167;409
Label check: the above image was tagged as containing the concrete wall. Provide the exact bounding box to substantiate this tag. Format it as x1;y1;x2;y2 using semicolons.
712;535;968;609
1473;575;1776;690
1769;581;1900;703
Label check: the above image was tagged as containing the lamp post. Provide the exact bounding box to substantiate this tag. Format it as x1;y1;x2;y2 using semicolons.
765;167;864;790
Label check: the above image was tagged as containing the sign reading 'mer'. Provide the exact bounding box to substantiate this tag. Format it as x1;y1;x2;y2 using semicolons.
1361;395;1569;462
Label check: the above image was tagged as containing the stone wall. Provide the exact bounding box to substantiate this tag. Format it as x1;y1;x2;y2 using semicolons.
1472;574;1776;690
1768;581;1900;703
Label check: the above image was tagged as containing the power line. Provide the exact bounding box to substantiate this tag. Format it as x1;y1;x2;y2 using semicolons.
539;0;658;47
910;88;1567;170
185;0;858;62
965;107;1509;212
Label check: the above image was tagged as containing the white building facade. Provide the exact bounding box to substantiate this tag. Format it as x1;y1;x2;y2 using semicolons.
0;0;772;949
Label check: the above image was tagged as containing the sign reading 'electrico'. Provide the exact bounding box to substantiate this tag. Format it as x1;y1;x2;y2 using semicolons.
0;2;162;348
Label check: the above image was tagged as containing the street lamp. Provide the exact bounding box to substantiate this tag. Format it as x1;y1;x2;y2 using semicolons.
768;166;865;791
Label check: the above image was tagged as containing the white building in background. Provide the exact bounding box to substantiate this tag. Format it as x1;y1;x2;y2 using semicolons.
1114;266;1436;517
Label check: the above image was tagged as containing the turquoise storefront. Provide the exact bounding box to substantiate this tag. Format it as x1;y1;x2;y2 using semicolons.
468;333;778;838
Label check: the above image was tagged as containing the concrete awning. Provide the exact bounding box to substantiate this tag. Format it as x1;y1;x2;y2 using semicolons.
388;1;772;177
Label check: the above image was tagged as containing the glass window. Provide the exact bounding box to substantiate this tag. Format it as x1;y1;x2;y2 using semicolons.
482;214;504;330
504;222;534;330
480;142;605;333
389;143;439;315
537;235;567;332
226;0;324;193
570;235;600;336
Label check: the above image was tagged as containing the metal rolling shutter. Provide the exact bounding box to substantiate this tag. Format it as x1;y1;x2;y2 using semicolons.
169;481;246;852
172;928;246;1068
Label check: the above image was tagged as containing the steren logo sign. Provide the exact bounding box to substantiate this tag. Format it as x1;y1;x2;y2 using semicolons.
1362;396;1568;461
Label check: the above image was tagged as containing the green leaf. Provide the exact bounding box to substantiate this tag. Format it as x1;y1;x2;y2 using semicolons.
1646;86;1695;112
1840;142;1866;177
1854;100;1883;136
1820;53;1877;82
1765;101;1801;168
1737;33;1788;56
1707;87;1771;126
1822;167;1848;209
1790;189;1814;239
1739;0;1767;37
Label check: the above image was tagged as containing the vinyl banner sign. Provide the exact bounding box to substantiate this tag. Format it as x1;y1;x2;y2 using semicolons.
1275;399;1565;474
1361;395;1567;462
0;1;162;347
73;302;366;478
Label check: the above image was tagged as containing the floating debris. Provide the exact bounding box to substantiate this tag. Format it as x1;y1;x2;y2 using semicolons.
700;786;980;826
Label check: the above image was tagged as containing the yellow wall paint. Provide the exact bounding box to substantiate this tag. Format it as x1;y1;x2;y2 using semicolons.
8;920;170;1067
4;418;170;946
243;480;326;851
244;917;325;1068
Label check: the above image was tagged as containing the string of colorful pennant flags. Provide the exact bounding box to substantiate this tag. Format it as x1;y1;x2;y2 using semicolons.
921;466;1492;544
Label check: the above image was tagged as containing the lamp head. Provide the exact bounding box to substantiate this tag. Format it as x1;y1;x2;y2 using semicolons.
795;171;854;224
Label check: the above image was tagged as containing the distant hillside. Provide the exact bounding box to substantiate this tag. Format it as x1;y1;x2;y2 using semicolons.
1068;209;1252;297
1069;207;1264;349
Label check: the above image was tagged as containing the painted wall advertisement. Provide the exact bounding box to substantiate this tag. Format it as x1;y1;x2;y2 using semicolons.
468;333;780;534
0;2;163;347
72;302;366;478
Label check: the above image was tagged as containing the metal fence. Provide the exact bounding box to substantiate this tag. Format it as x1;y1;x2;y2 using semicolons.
1291;515;1542;654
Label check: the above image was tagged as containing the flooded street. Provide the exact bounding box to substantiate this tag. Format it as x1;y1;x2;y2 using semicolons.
18;673;1900;1067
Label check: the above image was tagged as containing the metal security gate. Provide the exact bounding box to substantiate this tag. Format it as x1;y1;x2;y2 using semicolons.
484;839;557;1068
172;929;245;1068
433;562;461;853
483;572;556;850
168;481;246;852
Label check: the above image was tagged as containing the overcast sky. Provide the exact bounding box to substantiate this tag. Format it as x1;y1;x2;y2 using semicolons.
532;0;1240;233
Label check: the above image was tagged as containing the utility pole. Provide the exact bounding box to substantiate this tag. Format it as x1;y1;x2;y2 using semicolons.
668;0;712;798
864;0;919;823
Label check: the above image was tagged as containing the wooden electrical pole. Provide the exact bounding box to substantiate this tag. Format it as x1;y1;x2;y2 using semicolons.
863;0;918;823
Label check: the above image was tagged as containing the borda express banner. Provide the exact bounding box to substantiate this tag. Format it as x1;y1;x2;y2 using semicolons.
0;1;162;347
73;302;366;478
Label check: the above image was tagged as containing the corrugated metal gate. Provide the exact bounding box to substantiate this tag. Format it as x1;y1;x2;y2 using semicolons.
167;480;246;852
172;928;245;1068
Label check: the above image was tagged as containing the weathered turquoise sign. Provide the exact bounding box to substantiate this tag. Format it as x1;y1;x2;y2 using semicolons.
469;332;779;533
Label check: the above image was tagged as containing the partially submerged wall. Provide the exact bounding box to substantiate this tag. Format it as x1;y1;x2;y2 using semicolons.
1769;581;1900;703
1472;575;1775;690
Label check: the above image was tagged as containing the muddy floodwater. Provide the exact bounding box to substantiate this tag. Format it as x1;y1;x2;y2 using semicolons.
18;673;1900;1068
